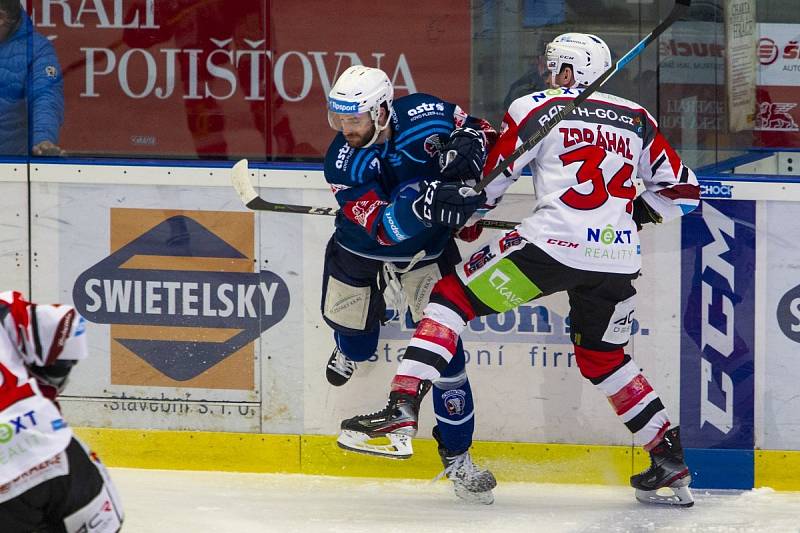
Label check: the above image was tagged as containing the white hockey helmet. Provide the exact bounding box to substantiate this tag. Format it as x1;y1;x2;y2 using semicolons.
327;65;394;148
546;33;612;87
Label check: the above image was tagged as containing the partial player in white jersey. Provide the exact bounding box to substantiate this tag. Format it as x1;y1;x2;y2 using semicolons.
340;33;700;507
0;291;123;532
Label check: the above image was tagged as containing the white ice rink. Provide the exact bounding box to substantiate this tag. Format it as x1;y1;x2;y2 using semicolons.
111;468;800;533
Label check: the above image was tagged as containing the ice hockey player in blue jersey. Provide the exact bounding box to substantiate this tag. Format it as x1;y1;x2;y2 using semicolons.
322;65;497;503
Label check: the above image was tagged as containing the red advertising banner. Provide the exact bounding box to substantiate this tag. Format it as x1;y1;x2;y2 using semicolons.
755;23;800;148
26;0;471;159
658;21;800;152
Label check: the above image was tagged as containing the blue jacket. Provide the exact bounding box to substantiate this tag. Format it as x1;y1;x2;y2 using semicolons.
0;12;64;156
324;93;494;262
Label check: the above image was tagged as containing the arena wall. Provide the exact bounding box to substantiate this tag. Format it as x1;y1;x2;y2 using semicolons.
2;159;798;490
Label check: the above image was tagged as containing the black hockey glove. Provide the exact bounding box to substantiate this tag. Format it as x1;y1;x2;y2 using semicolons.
27;359;77;395
439;127;486;183
631;196;663;231
412;180;486;229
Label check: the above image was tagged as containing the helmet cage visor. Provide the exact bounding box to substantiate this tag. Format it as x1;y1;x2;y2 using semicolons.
327;109;374;132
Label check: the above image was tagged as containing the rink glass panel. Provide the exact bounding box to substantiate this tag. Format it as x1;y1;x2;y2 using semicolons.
10;0;797;165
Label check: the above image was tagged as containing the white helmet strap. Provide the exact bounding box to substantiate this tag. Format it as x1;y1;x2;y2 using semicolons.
363;104;393;148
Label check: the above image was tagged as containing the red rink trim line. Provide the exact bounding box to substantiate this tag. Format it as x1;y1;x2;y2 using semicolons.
431;275;477;321
573;345;625;380
414;318;458;354
609;374;653;415
391;375;422;395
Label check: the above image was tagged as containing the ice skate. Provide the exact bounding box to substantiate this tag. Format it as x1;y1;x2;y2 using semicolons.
433;428;496;504
326;347;357;386
631;426;694;507
338;382;430;459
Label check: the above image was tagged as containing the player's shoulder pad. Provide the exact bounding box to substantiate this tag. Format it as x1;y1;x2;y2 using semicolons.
393;93;454;127
323;133;381;185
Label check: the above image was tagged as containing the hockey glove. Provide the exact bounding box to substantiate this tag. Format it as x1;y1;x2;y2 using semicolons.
27;359;77;396
439;127;486;183
631;196;663;231
412;180;486;229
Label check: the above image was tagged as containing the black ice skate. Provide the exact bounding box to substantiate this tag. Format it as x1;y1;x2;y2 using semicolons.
326;347;357;386
337;382;431;459
433;428;497;504
631;426;694;507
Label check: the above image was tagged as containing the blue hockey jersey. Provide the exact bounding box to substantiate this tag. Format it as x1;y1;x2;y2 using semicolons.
323;93;495;262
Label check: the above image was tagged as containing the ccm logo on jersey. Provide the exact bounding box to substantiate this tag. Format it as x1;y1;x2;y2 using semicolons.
546;238;579;248
408;102;445;117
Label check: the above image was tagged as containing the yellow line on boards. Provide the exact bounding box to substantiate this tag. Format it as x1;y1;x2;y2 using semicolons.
73;427;300;473
73;428;800;490
755;450;800;491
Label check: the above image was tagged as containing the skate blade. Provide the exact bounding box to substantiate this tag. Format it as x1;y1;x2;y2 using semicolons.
453;484;494;505
635;485;694;507
337;430;413;459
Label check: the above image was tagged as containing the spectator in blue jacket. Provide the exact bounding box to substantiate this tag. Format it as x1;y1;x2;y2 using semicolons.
0;0;64;156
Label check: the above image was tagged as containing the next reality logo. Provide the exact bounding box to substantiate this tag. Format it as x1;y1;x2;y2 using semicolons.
73;209;290;388
700;181;734;199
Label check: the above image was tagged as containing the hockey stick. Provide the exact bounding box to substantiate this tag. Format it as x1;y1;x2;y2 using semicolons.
473;0;692;194
230;159;519;230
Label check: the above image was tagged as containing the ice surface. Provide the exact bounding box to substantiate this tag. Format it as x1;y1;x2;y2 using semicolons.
111;468;800;533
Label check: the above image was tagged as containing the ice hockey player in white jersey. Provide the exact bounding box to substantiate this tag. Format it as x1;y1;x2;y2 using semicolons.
340;33;700;507
0;291;124;532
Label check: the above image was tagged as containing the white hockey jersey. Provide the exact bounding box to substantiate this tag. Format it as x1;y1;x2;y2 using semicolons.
0;291;87;491
484;87;700;274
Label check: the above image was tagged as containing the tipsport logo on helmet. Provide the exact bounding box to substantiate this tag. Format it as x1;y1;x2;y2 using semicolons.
72;209;290;390
328;98;361;114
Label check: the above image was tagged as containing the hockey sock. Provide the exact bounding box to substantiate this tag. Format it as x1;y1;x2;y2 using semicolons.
335;328;379;363
396;301;466;383
575;346;670;449
432;340;474;455
392;276;472;397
